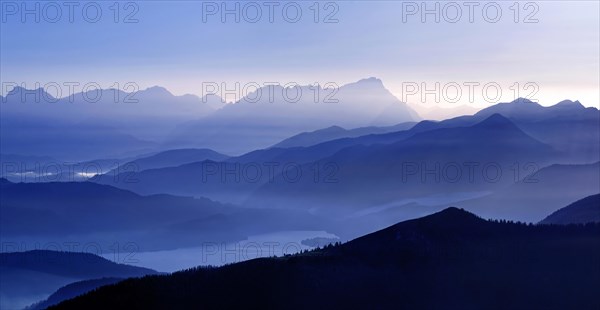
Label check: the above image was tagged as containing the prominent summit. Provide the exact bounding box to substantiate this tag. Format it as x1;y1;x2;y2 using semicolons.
164;78;421;155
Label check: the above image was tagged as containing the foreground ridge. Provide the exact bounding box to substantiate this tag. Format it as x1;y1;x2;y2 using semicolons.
52;208;600;310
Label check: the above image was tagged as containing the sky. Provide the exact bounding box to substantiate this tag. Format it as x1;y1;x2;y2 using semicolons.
1;1;598;108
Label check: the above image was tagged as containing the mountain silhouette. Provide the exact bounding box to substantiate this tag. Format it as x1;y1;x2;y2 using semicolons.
26;278;124;310
0;178;328;251
474;98;600;163
270;122;417;149
247;114;558;212
475;97;591;121
454;162;600;222
0;179;235;249
0;250;157;310
540;194;600;225
103;148;229;176
250;98;597;170
94;113;559;212
163;78;421;155
0;86;217;160
50;208;600;310
4;86;56;101
1;250;157;279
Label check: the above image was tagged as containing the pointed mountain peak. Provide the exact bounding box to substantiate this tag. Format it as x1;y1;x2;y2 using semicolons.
473;113;515;128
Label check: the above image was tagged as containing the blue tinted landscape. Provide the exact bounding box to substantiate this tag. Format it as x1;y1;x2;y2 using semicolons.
1;1;599;309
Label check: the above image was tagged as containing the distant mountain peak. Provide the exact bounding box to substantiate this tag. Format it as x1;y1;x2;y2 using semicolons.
5;86;55;100
357;77;383;84
555;99;584;108
509;97;538;105
438;206;468;214
6;85;26;95
540;194;600;225
345;77;386;89
351;207;484;248
143;86;173;96
473;113;515;128
475;97;595;124
323;125;346;131
428;206;480;221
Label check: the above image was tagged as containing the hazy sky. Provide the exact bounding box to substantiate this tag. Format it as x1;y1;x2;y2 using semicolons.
1;1;598;108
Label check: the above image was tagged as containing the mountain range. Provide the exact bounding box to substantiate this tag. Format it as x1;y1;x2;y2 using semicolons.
1;78;422;160
92;109;584;218
3;79;597;163
2;87;598;309
0;178;328;250
270;122;417;149
162;77;421;154
0;86;219;160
